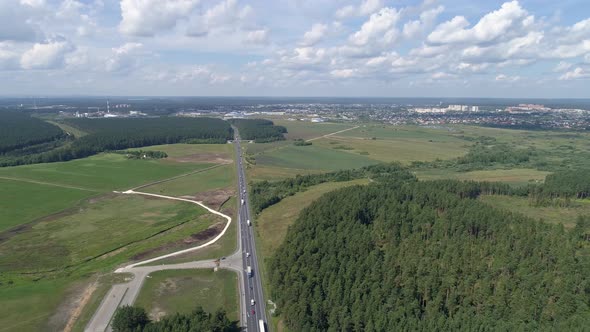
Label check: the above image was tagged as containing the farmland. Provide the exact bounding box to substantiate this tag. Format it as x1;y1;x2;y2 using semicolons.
255;145;379;171
134;269;239;322
0;142;236;331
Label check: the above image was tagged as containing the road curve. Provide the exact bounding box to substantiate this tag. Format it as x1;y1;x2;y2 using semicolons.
85;170;246;331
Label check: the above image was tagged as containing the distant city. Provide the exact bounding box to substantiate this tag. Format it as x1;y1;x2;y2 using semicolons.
3;97;590;130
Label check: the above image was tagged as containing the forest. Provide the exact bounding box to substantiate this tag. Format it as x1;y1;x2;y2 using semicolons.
111;305;239;332
0;111;67;155
228;119;287;142
0;117;232;167
249;163;416;213
269;174;590;331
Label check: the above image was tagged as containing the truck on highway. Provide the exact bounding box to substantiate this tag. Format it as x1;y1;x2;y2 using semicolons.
241;199;245;205
259;320;266;332
247;219;251;226
247;266;252;277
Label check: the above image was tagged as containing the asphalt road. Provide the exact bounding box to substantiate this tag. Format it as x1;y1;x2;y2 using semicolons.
86;134;266;332
234;134;269;331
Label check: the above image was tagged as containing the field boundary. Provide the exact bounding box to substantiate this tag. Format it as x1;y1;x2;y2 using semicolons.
131;163;229;191
0;176;100;192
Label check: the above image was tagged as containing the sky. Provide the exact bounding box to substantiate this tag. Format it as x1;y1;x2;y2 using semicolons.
0;0;589;97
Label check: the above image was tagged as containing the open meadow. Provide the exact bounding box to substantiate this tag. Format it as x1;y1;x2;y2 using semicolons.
0;142;236;332
134;269;239;322
479;195;590;229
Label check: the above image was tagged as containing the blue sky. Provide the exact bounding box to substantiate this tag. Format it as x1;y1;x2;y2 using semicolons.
0;0;589;97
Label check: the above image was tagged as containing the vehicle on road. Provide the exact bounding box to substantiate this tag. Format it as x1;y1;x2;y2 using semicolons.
251;299;255;306
246;252;250;257
247;219;251;226
259;320;266;332
247;265;253;277
241;199;245;205
251;309;255;315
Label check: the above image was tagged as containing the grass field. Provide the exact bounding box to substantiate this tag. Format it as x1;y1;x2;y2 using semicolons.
131;143;234;160
0;278;71;332
145;196;238;265
309;124;469;164
480;195;590;229
143;164;235;197
255;145;379;171
0;179;96;232
254;179;370;332
0;142;236;331
273;120;355;140
134;269;239;322
0;194;211;273
0;154;211;192
415;168;550;186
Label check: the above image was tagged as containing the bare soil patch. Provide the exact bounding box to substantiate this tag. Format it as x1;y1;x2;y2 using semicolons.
169;153;232;164
188;188;235;210
131;221;225;261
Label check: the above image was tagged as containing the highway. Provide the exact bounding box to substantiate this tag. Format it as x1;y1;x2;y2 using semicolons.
234;133;268;331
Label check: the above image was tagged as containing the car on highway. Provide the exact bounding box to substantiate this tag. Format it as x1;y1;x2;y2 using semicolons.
251;299;255;306
251;309;256;315
246;252;250;257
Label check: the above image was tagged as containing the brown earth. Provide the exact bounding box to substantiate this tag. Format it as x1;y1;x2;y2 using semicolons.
131;221;225;261
62;281;98;332
188;188;235;211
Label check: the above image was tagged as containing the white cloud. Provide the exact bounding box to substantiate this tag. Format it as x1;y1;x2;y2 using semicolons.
0;43;20;69
105;42;143;72
20;40;74;69
0;0;42;42
301;23;328;46
553;61;572;72
119;0;199;36
428;1;532;45
187;0;253;37
336;0;384;19
495;74;520;81
350;8;401;46
245;29;269;44
330;68;357;78
559;67;590;80
403;5;444;39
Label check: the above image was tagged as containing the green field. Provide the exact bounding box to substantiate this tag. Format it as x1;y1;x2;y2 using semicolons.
255;145;379;171
273;120;355;140
0;153;211;192
143;164;235;197
143;196;238;265
134;269;239;322
310;125;469;164
480;195;590;229
131;143;234;160
0;194;211;273
0;179;96;232
0;142;236;331
414;168;550;186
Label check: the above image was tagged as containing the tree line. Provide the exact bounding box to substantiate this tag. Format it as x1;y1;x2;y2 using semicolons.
0;117;233;167
229;119;287;142
0;111;66;154
269;175;590;331
112;305;239;332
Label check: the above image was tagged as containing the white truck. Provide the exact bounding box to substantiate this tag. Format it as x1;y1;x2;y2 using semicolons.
241;199;245;205
259;320;266;332
247;219;251;226
247;266;253;277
